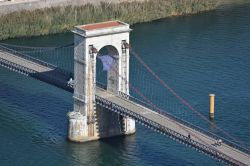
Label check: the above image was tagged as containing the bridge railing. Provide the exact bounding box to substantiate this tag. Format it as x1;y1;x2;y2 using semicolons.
0;44;73;77
0;57;35;75
167;112;250;154
0;44;56;68
96;94;246;166
116;91;250;155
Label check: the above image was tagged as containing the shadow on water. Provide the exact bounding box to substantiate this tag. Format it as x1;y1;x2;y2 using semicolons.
30;68;73;93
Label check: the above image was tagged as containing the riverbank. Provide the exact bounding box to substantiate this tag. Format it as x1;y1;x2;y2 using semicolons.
0;0;146;15
0;0;219;40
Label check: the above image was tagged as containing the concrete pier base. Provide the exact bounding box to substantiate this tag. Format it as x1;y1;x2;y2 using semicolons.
68;110;135;143
94;106;135;140
124;118;136;135
68;111;88;142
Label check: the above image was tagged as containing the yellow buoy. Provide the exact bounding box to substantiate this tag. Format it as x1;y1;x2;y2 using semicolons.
209;94;215;119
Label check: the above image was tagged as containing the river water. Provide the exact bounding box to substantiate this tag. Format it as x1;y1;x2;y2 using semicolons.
1;3;250;166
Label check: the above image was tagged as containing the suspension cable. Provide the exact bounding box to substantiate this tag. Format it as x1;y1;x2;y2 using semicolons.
129;46;250;150
97;52;224;155
105;54;229;156
0;42;74;50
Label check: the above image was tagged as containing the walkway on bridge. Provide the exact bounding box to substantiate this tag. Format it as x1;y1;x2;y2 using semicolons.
96;86;250;166
0;44;250;166
0;45;73;92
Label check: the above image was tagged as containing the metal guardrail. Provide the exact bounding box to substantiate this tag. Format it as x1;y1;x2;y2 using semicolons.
0;56;63;78
0;57;35;75
95;95;246;166
116;91;250;155
165;112;250;155
0;45;56;68
0;49;74;92
0;44;73;77
0;42;74;49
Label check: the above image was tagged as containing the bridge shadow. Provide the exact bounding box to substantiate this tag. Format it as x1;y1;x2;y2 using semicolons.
29;67;126;139
30;68;73;93
95;105;124;139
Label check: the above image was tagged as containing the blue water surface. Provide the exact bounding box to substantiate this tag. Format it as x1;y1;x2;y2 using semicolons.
1;3;250;166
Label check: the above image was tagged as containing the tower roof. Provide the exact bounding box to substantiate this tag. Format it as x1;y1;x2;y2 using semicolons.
73;21;131;37
79;21;124;31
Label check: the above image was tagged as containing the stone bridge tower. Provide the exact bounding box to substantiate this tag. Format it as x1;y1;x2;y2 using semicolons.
68;21;135;142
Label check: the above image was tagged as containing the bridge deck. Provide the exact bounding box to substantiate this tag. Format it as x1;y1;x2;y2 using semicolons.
0;49;52;72
96;87;250;166
1;47;250;165
0;48;73;92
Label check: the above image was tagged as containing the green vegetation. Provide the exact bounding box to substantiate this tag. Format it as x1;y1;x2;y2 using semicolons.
0;0;218;40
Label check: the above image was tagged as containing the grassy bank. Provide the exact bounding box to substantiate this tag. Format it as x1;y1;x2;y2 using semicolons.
0;0;218;40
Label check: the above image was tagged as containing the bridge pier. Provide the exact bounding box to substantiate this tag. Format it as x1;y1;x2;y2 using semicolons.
123;117;136;135
68;21;135;142
68;111;89;142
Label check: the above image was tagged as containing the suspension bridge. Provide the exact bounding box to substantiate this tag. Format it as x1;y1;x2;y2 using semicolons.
0;21;250;166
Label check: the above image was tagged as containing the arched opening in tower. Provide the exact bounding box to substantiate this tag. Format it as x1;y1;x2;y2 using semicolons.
96;45;119;92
